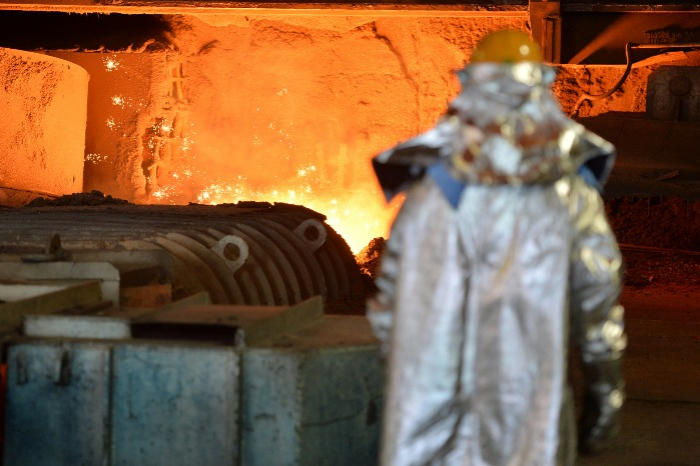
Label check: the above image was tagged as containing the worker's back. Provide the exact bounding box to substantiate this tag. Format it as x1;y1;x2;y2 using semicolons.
368;29;626;466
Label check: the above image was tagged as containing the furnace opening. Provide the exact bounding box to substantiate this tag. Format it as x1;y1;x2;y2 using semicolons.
0;9;533;252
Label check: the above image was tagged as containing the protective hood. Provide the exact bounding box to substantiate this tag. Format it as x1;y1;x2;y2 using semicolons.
372;63;616;206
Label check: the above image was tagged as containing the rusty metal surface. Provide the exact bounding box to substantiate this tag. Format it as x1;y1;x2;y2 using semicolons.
0;0;696;16
0;1;528;15
0;203;365;310
4;341;112;465
111;343;240;466
3;298;381;466
130;295;323;346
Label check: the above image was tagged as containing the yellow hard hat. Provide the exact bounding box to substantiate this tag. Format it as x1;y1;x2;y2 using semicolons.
470;29;542;63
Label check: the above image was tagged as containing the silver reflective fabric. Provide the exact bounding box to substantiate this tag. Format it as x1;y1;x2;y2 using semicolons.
368;63;625;466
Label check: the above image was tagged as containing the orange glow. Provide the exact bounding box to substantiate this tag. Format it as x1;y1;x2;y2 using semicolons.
133;48;409;253
89;14;525;250
148;149;402;253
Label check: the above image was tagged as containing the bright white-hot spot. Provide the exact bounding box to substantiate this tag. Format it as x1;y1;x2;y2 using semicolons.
103;56;121;72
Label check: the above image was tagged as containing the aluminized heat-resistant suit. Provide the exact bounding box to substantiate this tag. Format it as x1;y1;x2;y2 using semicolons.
368;62;627;466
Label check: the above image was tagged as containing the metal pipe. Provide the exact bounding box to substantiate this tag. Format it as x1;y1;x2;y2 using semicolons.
571;42;700;117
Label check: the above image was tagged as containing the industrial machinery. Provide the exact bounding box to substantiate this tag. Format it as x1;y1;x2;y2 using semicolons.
0;1;698;464
0;200;382;466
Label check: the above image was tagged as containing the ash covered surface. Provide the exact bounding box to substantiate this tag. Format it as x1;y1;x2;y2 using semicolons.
26;190;131;207
355;237;386;298
605;197;700;288
355;237;386;280
605;197;700;252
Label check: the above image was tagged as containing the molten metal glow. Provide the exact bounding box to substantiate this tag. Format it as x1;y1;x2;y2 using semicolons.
149;157;401;253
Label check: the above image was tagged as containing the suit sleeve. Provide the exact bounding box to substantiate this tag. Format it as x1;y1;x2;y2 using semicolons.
568;178;627;454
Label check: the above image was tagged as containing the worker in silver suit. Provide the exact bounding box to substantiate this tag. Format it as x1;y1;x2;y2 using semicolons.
367;29;626;466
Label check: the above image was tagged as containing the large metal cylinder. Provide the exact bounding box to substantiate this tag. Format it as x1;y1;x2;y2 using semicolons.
0;201;366;313
0;48;88;207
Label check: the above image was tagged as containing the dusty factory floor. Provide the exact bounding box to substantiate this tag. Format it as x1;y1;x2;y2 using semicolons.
583;117;700;466
577;282;700;466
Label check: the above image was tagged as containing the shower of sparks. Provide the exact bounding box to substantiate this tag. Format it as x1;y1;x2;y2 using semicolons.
102;56;121;72
85;153;108;164
297;165;317;177
179;137;193;151
111;95;126;108
106;117;116;130
152;190;167;200
148;152;398;252
173;177;396;252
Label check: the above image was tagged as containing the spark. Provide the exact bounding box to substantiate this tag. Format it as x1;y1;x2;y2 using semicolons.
84;153;108;164
111;95;126;107
103;56;121;72
179;137;192;151
106;117;116;130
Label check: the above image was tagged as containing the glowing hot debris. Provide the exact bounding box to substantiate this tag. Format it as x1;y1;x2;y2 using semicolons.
158;180;401;253
111;95;126;108
102;56;121;72
85;154;108;164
